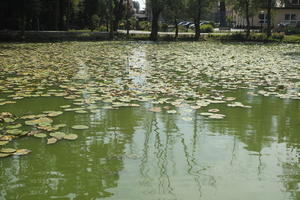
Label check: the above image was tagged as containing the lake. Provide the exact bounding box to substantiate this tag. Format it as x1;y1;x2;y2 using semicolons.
0;41;299;200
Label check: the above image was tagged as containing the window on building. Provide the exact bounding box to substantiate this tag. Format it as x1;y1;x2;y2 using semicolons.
259;13;267;24
291;0;300;5
285;13;297;20
285;14;290;20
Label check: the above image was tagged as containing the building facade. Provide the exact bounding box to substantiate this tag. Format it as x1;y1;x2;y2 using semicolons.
234;0;300;28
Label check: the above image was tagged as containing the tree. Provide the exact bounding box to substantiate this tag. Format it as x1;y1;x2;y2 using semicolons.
163;0;185;39
232;0;262;37
148;0;167;41
187;0;214;40
220;0;227;27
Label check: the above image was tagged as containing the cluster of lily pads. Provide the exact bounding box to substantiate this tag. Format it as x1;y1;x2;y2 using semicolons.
0;111;83;158
0;41;299;157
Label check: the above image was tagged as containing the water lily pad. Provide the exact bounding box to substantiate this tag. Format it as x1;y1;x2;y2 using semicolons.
208;114;226;119
60;105;71;109
3;118;15;123
149;107;161;112
167;110;177;114
75;110;88;114
0;153;10;158
71;125;89;130
13;149;31;156
6;124;22;129
49;132;65;139
182;117;193;121
47;137;57;144
34;133;47;138
46;111;63;117
0;141;9;146
1;148;16;153
25;117;53;126
63;134;78;140
6;129;23;135
208;109;220;113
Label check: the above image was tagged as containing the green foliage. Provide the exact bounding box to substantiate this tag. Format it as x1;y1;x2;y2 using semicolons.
90;14;100;31
139;21;151;31
160;23;169;32
200;24;214;33
285;27;300;35
271;33;284;41
96;25;108;32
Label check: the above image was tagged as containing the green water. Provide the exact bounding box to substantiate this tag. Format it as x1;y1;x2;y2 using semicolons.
0;41;299;200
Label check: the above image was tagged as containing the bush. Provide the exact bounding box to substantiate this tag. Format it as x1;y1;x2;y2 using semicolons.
285;27;300;35
200;24;214;33
160;23;169;32
96;25;107;32
90;14;100;32
139;21;151;31
271;33;285;41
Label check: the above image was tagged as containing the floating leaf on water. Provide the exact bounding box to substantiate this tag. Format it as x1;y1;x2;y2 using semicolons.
149;107;161;112
0;153;10;158
75;110;88;114
167;110;177;114
6;124;22;129
0;141;9;146
0;135;15;141
182;117;193;121
225;97;236;101
208;114;226;119
25;117;53;126
200;112;213;116
191;106;201;110
71;125;89;130
3;118;15;123
53;124;66;129
38;125;58;132
49;132;65;139
1;148;16;153
63;134;78;140
34;133;47;138
6;129;23;135
208;109;220;113
21;115;38;119
60;105;71;109
46;111;63;117
13;149;31;156
129;104;140;107
47;137;58;144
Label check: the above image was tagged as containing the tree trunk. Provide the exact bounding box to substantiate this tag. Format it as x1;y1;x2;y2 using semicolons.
174;17;178;39
194;0;201;41
20;0;26;37
150;9;160;41
245;0;250;38
65;0;71;31
194;18;200;40
267;0;272;38
109;20;114;39
126;0;130;38
220;0;227;27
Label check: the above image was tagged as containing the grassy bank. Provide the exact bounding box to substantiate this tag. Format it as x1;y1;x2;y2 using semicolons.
0;30;299;43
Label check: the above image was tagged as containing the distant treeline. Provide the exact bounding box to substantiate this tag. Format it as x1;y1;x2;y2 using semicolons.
0;0;138;32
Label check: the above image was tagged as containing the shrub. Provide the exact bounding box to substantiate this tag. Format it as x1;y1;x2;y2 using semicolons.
90;14;100;32
271;33;285;41
160;23;169;32
200;24;214;33
285;27;300;35
139;21;151;31
96;25;107;32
